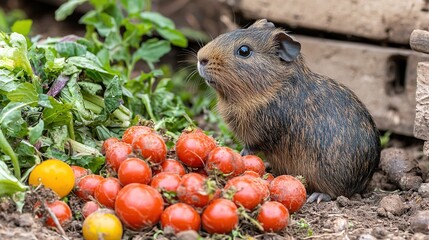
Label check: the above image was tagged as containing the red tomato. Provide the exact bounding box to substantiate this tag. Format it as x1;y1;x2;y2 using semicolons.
242;170;261;178
82;201;100;218
115;183;164;230
132;133;167;164
242;155;265;176
150;172;181;193
75;174;104;201
257;201;289;232
176;173;215;208
224;175;264;210
94;177;122;209
101;137;120;154
121;126;152;145
161;203;201;233
36;200;72;228
205;147;245;178
202;199;238;234
269;175;307;213
118;158;152;186
156;159;186;176
105;142;132;172
70;165;90;186
175;128;216;168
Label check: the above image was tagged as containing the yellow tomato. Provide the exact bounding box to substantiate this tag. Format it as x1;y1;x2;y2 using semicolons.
82;211;123;240
29;159;75;198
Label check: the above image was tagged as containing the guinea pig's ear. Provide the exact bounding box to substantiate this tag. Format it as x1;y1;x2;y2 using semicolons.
248;19;275;29
276;32;301;62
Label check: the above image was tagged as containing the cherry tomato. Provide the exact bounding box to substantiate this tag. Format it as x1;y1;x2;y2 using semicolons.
29;159;75;198
94;177;122;209
121;126;152;145
242;155;265;177
175;128;216;168
35;200;72;228
151;172;181;193
205;147;245;178
105;142;132;172
269;175;307;213
224;175;264;210
155;159;186;176
101;137;120;154
161;203;201;233
257;201;289;232
70;165;90;186
202;199;238;234
82;201;99;218
242;170;261;178
118;158;152;186
115;183;164;230
82;210;123;240
132;133;167;164
75;174;104;201
176;173;216;208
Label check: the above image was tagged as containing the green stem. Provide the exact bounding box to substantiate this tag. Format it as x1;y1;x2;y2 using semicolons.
0;129;21;179
67;139;101;157
67;114;75;141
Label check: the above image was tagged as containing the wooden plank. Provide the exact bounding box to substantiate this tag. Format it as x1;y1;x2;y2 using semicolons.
228;0;429;44
295;35;429;136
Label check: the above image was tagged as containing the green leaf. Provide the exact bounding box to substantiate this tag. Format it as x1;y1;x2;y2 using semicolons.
11;19;32;36
0;32;33;76
0;102;28;138
133;39;171;63
38;94;52;108
0;69;18;93
157;28;188;47
80;12;116;37
55;41;87;57
71;155;105;173
89;0;113;10
78;82;102;95
6;82;38;106
28;120;44;144
67;55;110;74
0;161;27;196
121;0;146;15
140;12;174;29
42;96;73;127
104;30;122;49
104;75;121;113
55;0;88;21
49;125;68;151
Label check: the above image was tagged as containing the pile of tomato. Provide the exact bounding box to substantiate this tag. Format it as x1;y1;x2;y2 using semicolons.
28;126;307;239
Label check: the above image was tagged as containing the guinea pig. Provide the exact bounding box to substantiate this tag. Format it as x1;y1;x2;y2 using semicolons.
196;19;381;202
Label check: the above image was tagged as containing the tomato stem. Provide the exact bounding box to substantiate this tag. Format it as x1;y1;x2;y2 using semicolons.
0;128;21;179
238;207;264;231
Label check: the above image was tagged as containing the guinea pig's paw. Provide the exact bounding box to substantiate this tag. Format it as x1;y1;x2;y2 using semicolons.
307;192;332;203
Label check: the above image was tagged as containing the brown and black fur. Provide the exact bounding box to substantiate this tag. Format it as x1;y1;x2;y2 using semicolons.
197;19;381;198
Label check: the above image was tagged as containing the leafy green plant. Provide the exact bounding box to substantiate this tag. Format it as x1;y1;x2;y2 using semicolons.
55;0;191;137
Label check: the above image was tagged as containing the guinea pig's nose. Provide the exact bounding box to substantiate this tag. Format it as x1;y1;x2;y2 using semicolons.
199;58;209;66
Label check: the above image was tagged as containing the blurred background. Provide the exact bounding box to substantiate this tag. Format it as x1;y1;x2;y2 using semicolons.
1;0;428;148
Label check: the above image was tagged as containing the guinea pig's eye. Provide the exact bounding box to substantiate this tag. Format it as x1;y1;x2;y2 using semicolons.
236;45;253;58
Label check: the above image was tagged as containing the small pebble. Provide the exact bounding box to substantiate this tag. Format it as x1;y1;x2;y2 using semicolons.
399;175;423;191
418;183;429;198
379;194;408;216
411;232;429;240
332;217;348;233
176;230;200;240
358;234;377;240
410;210;429;234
